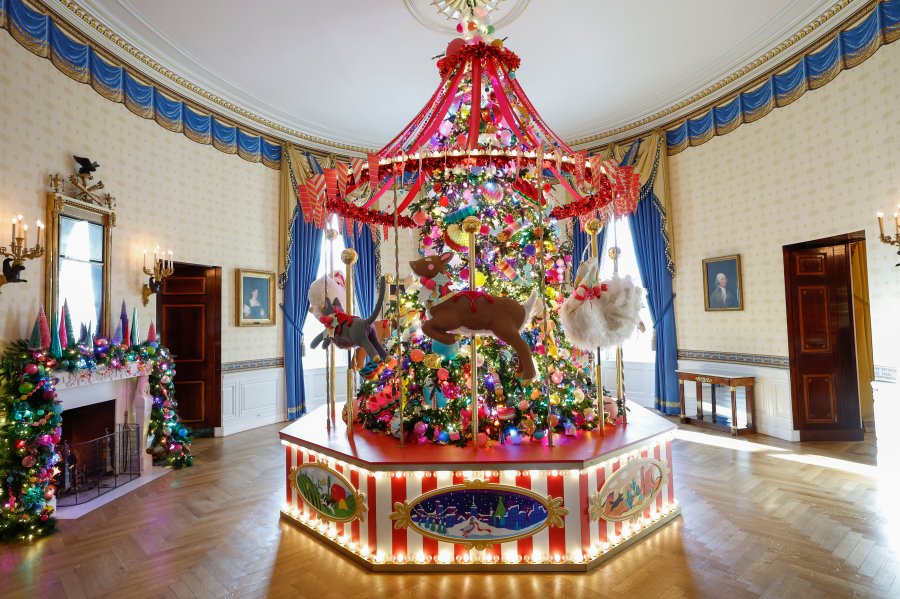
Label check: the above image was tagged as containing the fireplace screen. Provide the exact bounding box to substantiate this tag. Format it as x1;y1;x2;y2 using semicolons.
56;424;141;506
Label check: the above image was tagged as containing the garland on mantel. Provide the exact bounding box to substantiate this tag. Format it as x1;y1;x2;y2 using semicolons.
0;337;192;542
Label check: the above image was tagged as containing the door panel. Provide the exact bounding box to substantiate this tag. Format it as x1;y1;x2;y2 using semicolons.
784;243;862;440
157;263;221;433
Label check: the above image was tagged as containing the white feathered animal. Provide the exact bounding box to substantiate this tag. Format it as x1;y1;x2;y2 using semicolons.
307;274;346;319
559;258;645;350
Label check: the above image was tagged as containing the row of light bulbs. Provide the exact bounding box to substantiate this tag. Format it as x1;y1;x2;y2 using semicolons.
283;429;675;481
373;149;590;165
280;499;680;566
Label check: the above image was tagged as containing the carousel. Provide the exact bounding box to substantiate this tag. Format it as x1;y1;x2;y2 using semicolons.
279;6;679;572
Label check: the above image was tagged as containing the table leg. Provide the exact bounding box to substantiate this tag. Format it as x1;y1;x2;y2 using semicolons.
696;381;703;421
730;386;738;436
679;380;687;423
711;384;717;424
746;384;755;433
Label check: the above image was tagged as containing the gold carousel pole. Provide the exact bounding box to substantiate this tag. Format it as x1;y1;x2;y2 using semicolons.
392;172;406;448
609;244;626;424
341;246;358;441
535;146;553;447
462;216;481;447
584;218;605;435
325;227;339;432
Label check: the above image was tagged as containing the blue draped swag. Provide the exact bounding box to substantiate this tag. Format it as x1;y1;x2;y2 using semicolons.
283;212;323;420
628;190;680;415
343;224;377;318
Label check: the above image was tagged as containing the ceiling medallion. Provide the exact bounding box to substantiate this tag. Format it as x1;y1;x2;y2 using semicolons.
403;0;531;36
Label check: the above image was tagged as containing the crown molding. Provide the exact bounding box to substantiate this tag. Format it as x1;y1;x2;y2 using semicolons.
42;0;876;154
570;0;868;149
46;0;375;155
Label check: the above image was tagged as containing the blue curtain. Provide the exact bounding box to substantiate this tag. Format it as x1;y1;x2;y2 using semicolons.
343;224;377;317
629;193;680;415
284;211;323;419
572;219;606;276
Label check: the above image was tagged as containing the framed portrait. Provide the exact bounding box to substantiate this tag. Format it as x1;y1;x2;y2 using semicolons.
703;255;743;311
236;269;275;326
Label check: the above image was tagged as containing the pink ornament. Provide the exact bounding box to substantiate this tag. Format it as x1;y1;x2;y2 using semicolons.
24;364;38;375
476;432;488;447
450;431;461;441
414;421;428;436
437;368;449;381
551;371;564;385
518;400;530;411
462;189;474;201
438;120;453;137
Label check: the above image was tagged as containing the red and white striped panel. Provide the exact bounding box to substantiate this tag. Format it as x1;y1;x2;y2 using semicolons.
283;432;676;564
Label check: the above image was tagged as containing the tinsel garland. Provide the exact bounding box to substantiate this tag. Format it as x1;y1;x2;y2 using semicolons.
437;42;520;79
0;339;191;542
326;198;417;229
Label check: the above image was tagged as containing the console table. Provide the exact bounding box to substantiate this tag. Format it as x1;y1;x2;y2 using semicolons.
676;370;755;436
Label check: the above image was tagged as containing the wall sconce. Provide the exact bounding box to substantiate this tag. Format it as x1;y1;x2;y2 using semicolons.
876;207;900;266
0;214;45;293
142;245;174;305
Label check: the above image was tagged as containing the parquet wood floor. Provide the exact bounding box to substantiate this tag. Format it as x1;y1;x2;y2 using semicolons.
1;417;897;598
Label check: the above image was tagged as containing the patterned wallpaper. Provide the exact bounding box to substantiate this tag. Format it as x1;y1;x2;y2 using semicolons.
669;41;900;374
0;32;281;363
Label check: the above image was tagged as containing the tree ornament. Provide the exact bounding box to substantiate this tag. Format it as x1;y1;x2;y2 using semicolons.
147;321;158;344
58;306;68;350
130;308;140;347
111;321;123;346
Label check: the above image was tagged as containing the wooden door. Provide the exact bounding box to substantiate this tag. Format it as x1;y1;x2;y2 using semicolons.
156;262;222;434
784;242;862;440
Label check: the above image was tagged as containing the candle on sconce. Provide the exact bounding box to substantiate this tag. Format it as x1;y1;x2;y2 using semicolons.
10;217;15;245
895;212;899;235
168;250;173;270
877;212;885;236
16;214;23;239
143;249;147;270
22;224;28;247
36;220;44;248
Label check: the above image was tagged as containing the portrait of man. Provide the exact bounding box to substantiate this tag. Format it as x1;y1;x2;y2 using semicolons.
703;255;743;311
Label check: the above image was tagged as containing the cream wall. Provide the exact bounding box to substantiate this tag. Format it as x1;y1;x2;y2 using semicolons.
0;32;282;365
669;41;900;435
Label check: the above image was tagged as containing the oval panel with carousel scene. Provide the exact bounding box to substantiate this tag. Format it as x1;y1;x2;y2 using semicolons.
390;480;568;549
592;458;668;522
291;463;366;523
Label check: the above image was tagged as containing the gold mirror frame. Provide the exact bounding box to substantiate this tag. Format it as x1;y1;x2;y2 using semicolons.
45;172;116;337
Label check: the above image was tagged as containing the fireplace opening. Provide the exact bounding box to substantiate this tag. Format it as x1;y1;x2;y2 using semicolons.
56;400;140;506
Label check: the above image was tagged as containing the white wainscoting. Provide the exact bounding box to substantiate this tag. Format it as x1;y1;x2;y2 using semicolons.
600;360;656;409
302;366;349;416
220;367;286;436
677;359;797;441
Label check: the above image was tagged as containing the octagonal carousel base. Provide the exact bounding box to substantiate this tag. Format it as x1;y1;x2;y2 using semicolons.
279;403;680;572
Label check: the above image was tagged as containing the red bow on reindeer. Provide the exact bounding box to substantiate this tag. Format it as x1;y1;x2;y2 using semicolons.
573;283;608;302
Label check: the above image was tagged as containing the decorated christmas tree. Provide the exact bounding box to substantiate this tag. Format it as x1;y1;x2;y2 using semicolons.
347;24;632;447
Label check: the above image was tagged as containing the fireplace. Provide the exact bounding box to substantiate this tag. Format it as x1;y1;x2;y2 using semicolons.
56;400;141;506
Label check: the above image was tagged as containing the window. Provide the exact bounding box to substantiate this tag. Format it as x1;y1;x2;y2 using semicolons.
597;217;654;364
302;217;348;369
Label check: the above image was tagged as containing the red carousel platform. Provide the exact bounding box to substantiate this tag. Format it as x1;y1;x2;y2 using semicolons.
280;403;680;571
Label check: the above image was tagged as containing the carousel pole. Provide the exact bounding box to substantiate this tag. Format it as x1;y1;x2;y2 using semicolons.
535;146;553;447
584;218;605;435
325;227;339;432
392;171;405;448
341;246;358;441
609;240;627;425
462;216;481;447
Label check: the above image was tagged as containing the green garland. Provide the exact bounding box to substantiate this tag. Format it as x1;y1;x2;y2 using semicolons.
0;338;191;542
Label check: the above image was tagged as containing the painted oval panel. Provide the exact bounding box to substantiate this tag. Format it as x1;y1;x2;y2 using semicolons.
396;481;558;547
596;458;667;522
292;463;359;523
